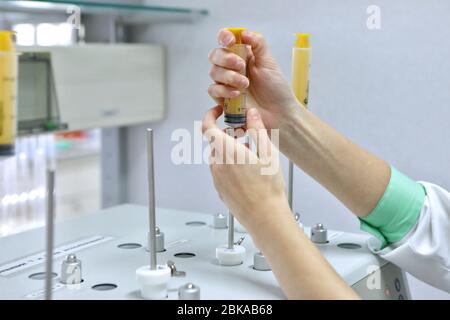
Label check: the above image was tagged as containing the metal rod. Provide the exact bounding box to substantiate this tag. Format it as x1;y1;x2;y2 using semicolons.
224;126;237;250
45;169;55;300
146;129;157;270
288;160;294;210
228;211;234;249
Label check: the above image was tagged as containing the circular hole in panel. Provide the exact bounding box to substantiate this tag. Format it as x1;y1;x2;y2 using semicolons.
145;248;166;253
337;243;362;250
92;283;118;291
185;221;206;226
174;252;196;258
29;272;57;280
117;243;142;249
252;266;271;272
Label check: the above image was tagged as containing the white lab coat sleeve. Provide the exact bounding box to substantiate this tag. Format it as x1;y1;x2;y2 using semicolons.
369;182;450;292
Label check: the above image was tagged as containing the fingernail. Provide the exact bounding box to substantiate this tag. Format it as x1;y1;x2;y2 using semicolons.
248;108;260;120
236;60;245;70
240;77;249;88
230;90;240;97
220;35;233;47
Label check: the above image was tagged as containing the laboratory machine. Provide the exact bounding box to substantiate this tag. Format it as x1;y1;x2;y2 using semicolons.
0;22;411;300
0;129;411;300
0;205;411;300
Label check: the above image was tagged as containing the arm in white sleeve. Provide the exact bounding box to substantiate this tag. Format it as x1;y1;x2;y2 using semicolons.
359;167;450;292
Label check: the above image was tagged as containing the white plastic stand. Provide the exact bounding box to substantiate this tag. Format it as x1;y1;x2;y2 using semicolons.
136;265;171;300
216;245;246;266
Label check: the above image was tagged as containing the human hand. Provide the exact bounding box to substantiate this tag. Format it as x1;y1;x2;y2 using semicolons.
202;105;290;234
202;107;360;301
208;29;301;130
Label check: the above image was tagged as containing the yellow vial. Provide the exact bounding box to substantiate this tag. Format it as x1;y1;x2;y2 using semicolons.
292;33;311;108
0;31;18;156
224;27;248;128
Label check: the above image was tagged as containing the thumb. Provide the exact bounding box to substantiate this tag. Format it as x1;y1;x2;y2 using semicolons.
241;30;272;60
246;108;272;160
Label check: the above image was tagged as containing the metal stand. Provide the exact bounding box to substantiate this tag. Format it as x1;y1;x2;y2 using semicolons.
136;128;170;300
146;129;157;270
227;210;234;249
288;160;294;210
215;127;246;266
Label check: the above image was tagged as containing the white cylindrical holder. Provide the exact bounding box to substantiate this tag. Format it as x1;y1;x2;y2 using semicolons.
212;213;228;229
136;265;171;300
216;245;246;266
253;252;271;271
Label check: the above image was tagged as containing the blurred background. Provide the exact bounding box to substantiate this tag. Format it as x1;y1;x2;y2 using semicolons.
0;0;449;299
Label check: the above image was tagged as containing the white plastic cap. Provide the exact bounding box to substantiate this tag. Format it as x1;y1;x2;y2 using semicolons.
216;245;246;266
136;265;171;300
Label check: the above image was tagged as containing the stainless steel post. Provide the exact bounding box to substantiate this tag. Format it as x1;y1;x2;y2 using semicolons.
146;129;157;270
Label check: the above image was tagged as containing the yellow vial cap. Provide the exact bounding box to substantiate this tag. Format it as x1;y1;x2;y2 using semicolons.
0;31;16;52
227;27;246;44
294;33;311;48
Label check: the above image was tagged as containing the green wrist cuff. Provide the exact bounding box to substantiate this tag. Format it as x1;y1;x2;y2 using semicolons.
359;166;426;249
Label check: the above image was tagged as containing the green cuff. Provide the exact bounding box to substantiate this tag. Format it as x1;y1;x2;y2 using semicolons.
359;166;426;249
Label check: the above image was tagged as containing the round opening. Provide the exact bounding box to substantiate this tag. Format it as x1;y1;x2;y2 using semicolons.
185;221;206;227
145;248;166;253
117;243;142;249
314;241;330;244
92;283;117;291
252;266;271;272
29;272;57;280
174;252;196;258
337;243;362;250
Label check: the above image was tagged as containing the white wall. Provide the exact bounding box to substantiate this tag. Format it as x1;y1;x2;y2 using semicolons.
125;0;450;299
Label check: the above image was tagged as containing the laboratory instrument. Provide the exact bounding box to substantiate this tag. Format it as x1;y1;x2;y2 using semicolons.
44;169;55;300
223;27;248;128
0;204;410;300
135;129;170;300
253;252;271;271
178;283;201;300
0;31;18;156
17;44;165;134
0;31;411;300
311;223;328;244
60;254;82;285
215;127;246;266
167;260;186;278
212;213;228;229
147;226;165;253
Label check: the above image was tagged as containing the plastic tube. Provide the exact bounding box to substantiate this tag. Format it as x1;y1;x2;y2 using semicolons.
0;31;18;156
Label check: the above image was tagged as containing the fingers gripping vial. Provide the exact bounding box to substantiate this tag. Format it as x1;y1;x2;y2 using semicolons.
224;27;248;128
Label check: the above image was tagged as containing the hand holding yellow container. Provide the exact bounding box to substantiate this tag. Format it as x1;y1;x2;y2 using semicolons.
0;31;18;156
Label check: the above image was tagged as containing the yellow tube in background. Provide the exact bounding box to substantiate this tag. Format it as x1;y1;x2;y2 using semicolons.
224;27;248;128
0;31;18;156
291;33;311;108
